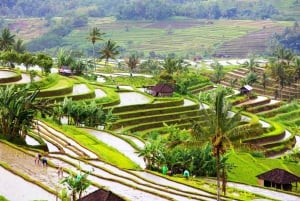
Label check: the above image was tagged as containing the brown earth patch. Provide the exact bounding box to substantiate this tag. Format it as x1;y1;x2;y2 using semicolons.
144;20;209;29
8;18;49;41
214;26;285;58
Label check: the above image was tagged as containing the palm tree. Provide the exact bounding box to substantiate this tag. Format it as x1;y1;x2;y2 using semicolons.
61;171;91;201
125;54;140;76
19;52;36;72
162;56;184;75
293;57;300;98
99;39;120;71
13;39;26;53
261;72;268;95
211;61;224;84
189;88;243;200
0;28;15;51
242;58;258;72
36;53;53;74
0;50;19;68
87;27;105;71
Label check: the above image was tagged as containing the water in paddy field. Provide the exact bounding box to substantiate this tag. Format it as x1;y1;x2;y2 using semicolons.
118;92;151;106
0;166;56;201
0;70;16;78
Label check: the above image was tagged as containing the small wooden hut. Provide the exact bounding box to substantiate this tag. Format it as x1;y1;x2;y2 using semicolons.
149;83;174;97
256;168;300;191
77;189;125;201
240;85;253;96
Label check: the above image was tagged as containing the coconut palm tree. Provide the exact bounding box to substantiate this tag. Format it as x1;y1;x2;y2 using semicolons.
242;57;258;73
87;27;105;71
99;39;120;71
61;171;91;201
36;53;53;74
189;88;243;200
125;54;140;76
211;61;224;84
162;56;184;75
0;28;15;51
19;52;36;72
293;56;300;98
0;50;19;68
13;39;26;53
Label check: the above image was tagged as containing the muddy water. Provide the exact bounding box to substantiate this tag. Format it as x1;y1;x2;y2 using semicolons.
0;143;61;200
0;166;55;201
50;155;206;201
25;135;40;146
94;88;106;98
0;70;41;84
81;128;146;169
50;155;167;201
0;70;16;78
72;84;90;95
118;92;151;106
37;121;98;159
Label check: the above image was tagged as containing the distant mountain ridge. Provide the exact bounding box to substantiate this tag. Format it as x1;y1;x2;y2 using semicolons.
1;0;299;21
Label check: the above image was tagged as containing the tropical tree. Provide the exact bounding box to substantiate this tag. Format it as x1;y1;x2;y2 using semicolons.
125;54;140;76
137;137;165;170
293;56;300;98
162;56;184;75
87;27;105;71
13;39;26;53
211;61;224;84
243;72;258;86
99;39;120;71
0;28;15;51
0;85;52;141
242;58;258;72
19;52;36;72
36;53;53;74
189;88;243;200
261;72;268;94
57;49;74;67
0;50;19;68
61;171;91;201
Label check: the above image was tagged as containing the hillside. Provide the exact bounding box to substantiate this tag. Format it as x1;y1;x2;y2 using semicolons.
6;17;293;58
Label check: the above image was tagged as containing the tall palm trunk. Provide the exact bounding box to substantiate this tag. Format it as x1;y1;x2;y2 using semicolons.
216;148;221;201
93;43;96;72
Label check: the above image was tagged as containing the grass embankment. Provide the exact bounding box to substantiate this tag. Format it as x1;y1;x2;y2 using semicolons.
227;152;300;185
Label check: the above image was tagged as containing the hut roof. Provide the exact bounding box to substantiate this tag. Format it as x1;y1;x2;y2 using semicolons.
256;168;300;184
151;83;174;93
77;189;124;201
240;85;253;91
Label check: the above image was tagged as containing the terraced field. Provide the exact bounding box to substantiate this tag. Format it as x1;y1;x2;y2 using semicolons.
1;69;300;200
7;17;292;57
215;26;286;58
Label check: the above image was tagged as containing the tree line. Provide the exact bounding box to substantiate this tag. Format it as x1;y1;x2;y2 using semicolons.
1;0;299;21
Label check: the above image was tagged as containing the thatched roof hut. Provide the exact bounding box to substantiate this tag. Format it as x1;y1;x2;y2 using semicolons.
149;83;174;97
77;189;125;201
256;168;300;191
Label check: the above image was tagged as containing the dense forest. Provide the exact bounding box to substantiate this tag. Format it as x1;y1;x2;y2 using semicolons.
1;0;300;21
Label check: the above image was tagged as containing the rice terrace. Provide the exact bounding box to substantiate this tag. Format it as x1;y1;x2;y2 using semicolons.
0;0;300;201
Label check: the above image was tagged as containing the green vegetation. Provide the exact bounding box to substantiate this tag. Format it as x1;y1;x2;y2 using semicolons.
44;120;140;170
227;152;300;185
0;196;8;201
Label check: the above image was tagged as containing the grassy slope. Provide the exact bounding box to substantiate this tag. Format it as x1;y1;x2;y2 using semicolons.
64;18;290;56
228;152;300;185
7;17;292;57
